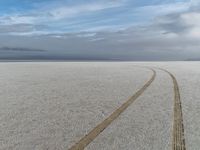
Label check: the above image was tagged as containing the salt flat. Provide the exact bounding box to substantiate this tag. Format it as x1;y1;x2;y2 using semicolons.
87;69;173;150
0;62;199;150
144;61;200;150
0;62;151;150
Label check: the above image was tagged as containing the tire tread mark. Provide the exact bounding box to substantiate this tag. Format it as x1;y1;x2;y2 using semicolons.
68;69;156;150
160;69;186;150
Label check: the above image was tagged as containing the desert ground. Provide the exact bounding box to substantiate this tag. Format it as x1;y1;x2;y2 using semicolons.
0;62;199;150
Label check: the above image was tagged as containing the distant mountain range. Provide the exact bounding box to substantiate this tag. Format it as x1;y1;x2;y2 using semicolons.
0;47;46;52
0;47;200;61
185;58;200;61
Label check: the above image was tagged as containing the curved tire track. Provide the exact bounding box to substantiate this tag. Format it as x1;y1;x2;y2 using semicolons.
160;68;186;150
68;68;156;150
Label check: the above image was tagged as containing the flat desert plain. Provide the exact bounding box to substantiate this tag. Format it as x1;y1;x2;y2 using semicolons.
0;62;199;150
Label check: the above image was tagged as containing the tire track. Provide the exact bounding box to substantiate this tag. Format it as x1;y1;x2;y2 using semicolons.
68;68;156;150
159;68;186;150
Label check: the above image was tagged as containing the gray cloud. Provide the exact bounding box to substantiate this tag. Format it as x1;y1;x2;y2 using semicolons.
153;14;189;34
0;23;47;34
0;2;200;61
1;26;199;61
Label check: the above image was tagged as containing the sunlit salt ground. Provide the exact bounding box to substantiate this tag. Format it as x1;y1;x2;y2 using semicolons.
0;62;199;150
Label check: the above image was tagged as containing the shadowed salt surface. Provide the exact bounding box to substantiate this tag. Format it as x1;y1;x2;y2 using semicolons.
0;62;151;150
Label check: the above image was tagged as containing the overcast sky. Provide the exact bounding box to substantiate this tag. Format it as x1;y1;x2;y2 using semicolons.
0;0;200;60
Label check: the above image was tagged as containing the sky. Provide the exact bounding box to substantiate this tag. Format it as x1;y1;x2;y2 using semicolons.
0;0;200;60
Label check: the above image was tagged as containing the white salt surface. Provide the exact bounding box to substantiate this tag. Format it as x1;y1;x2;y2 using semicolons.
0;62;151;150
87;69;173;150
142;62;200;150
0;62;199;150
